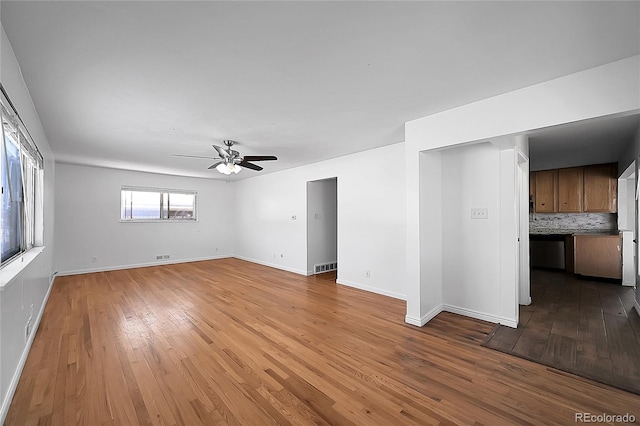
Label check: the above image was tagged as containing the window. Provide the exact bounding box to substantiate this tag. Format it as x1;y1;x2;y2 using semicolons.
120;187;197;221
1;86;44;266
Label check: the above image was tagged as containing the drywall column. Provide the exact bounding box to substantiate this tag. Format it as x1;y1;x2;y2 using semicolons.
406;151;444;326
404;147;423;323
499;147;519;327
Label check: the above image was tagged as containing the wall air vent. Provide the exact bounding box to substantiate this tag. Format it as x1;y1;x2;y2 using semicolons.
314;262;337;274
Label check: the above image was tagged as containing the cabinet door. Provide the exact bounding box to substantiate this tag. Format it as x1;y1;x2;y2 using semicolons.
529;171;536;212
574;235;622;279
535;170;557;213
557;167;583;212
584;163;617;213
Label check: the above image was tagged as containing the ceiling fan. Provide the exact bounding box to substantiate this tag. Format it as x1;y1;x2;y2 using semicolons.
174;140;277;175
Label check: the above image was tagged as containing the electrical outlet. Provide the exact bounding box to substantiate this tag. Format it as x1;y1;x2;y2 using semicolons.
365;270;371;278
471;208;488;219
24;320;31;342
91;256;98;263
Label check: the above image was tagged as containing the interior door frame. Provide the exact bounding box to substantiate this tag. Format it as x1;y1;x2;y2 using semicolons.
516;147;531;307
618;160;636;287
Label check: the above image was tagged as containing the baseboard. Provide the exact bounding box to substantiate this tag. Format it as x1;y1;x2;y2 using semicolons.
0;274;56;424
622;279;636;287
57;255;232;276
405;304;443;327
232;255;308;276
443;304;518;328
336;278;406;301
635;298;640;318
520;296;532;306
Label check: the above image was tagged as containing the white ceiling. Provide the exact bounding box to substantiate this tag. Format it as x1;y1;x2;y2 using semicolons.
2;1;639;180
529;113;640;171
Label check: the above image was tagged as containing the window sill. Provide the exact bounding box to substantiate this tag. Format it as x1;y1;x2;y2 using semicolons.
0;246;46;290
119;219;198;223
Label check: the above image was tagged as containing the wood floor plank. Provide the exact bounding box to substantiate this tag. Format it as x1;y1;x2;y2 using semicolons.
485;269;640;397
6;259;640;425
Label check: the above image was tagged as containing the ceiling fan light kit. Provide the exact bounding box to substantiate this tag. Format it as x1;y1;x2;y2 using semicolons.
216;162;242;175
174;139;277;176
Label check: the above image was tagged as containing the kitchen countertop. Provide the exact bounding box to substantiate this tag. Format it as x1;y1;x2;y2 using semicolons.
529;228;621;236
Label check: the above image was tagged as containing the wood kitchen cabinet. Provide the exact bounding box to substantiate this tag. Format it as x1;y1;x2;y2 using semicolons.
557;167;583;212
583;163;617;213
529;171;536;210
534;169;557;213
529;172;536;200
574;234;622;279
531;163;617;213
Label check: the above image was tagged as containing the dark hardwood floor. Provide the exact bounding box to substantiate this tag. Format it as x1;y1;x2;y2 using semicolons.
6;259;640;425
485;269;640;394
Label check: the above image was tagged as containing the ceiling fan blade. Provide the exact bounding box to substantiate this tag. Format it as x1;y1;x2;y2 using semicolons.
238;160;263;171
242;155;277;162
207;161;223;170
212;145;230;158
173;154;220;160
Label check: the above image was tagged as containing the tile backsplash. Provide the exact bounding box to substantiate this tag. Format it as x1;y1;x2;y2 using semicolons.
529;212;617;232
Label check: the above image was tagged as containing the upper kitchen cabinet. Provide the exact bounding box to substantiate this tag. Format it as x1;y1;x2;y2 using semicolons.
557;167;583;212
535;169;558;213
531;163;617;213
584;163;617;213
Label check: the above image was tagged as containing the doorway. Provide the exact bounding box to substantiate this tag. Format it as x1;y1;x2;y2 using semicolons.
306;178;338;276
618;160;636;288
488;115;640;393
517;149;531;307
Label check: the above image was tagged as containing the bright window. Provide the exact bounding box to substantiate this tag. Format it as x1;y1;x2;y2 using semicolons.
1;87;44;266
120;187;197;221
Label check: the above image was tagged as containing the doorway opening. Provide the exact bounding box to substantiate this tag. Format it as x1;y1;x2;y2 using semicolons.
306;178;338;277
484;114;640;394
618;160;636;289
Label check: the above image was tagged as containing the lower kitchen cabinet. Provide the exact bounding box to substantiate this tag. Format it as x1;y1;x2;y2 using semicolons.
573;234;622;279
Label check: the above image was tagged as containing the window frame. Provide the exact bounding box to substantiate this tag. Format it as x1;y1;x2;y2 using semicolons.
120;186;198;222
1;84;44;269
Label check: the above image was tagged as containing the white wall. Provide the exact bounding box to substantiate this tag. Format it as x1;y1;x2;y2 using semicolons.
0;25;56;422
405;55;640;326
409;141;521;327
235;143;406;300
54;164;235;274
405;151;442;325
307;178;337;274
441;143;503;317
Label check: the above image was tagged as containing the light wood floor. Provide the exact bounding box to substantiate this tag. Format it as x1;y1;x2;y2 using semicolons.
6;258;640;425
